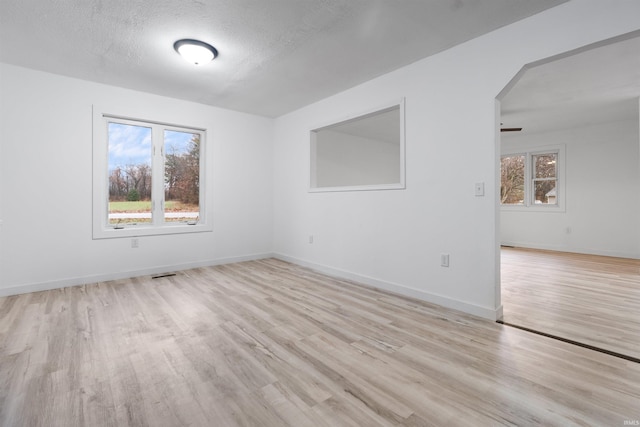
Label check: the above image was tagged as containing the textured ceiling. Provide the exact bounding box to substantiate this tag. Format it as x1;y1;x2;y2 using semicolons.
501;32;640;135
0;0;565;117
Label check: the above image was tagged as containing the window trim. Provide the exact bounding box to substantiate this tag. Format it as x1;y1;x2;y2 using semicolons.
92;106;212;239
500;144;565;212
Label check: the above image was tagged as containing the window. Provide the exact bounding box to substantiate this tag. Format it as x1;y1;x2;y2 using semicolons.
93;109;211;239
500;147;563;210
531;153;557;205
500;154;525;205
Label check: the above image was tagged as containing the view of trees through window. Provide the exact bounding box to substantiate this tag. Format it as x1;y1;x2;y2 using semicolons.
532;153;557;205
500;155;525;204
108;122;200;226
163;130;200;223
501;152;557;206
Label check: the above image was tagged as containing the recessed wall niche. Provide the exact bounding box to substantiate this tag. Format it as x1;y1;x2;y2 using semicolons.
310;100;406;192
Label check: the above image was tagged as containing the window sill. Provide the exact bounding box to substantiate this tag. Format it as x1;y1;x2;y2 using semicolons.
309;183;406;193
500;204;565;213
92;222;213;240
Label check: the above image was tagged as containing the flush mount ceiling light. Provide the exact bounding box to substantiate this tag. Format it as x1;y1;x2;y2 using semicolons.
174;39;218;65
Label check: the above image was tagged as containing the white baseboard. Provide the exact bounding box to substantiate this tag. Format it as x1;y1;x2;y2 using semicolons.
500;241;640;260
2;252;503;322
274;253;502;321
0;252;275;298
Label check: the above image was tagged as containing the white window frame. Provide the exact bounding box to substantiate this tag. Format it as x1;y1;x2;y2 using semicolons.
501;144;565;212
92;107;212;239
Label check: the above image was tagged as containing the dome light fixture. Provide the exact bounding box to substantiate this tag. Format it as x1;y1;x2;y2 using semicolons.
174;39;218;65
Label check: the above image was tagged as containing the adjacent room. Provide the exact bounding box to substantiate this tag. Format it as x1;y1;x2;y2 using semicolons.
1;1;639;425
499;33;640;360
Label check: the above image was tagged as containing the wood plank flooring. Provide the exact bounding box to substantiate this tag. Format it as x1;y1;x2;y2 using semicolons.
501;247;640;360
1;258;639;426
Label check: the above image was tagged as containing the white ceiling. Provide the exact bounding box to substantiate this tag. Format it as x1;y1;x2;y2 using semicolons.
0;0;565;117
500;31;640;135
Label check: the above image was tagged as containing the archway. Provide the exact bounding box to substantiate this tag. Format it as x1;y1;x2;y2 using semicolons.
496;31;640;360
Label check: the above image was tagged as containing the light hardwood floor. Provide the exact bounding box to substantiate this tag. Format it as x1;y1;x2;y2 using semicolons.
1;258;639;426
501;247;640;361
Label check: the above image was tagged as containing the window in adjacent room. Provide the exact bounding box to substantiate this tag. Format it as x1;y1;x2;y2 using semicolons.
500;154;525;205
500;147;563;210
531;152;557;205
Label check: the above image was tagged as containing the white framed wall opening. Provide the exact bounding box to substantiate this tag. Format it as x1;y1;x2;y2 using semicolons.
309;99;406;192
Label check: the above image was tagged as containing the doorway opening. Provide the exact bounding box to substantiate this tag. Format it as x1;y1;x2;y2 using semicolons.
496;31;640;360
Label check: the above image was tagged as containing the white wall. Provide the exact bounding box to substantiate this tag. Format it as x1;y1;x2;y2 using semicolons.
315;130;400;187
1;1;639;320
0;63;274;296
273;1;640;320
501;118;640;258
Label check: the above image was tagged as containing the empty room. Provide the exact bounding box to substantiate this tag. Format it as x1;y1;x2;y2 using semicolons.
1;1;639;426
499;33;640;361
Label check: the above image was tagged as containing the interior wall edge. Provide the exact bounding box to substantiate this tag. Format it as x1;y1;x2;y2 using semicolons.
274;253;501;321
0;252;275;298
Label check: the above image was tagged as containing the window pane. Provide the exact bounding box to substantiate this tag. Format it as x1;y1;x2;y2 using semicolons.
500;155;525;205
108;122;152;225
533;179;557;205
164;130;200;223
533;153;556;179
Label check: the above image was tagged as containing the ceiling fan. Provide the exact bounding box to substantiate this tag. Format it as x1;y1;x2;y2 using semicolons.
500;123;522;132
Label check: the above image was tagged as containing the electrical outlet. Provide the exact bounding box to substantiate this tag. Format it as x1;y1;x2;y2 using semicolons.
131;238;139;249
441;253;450;267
